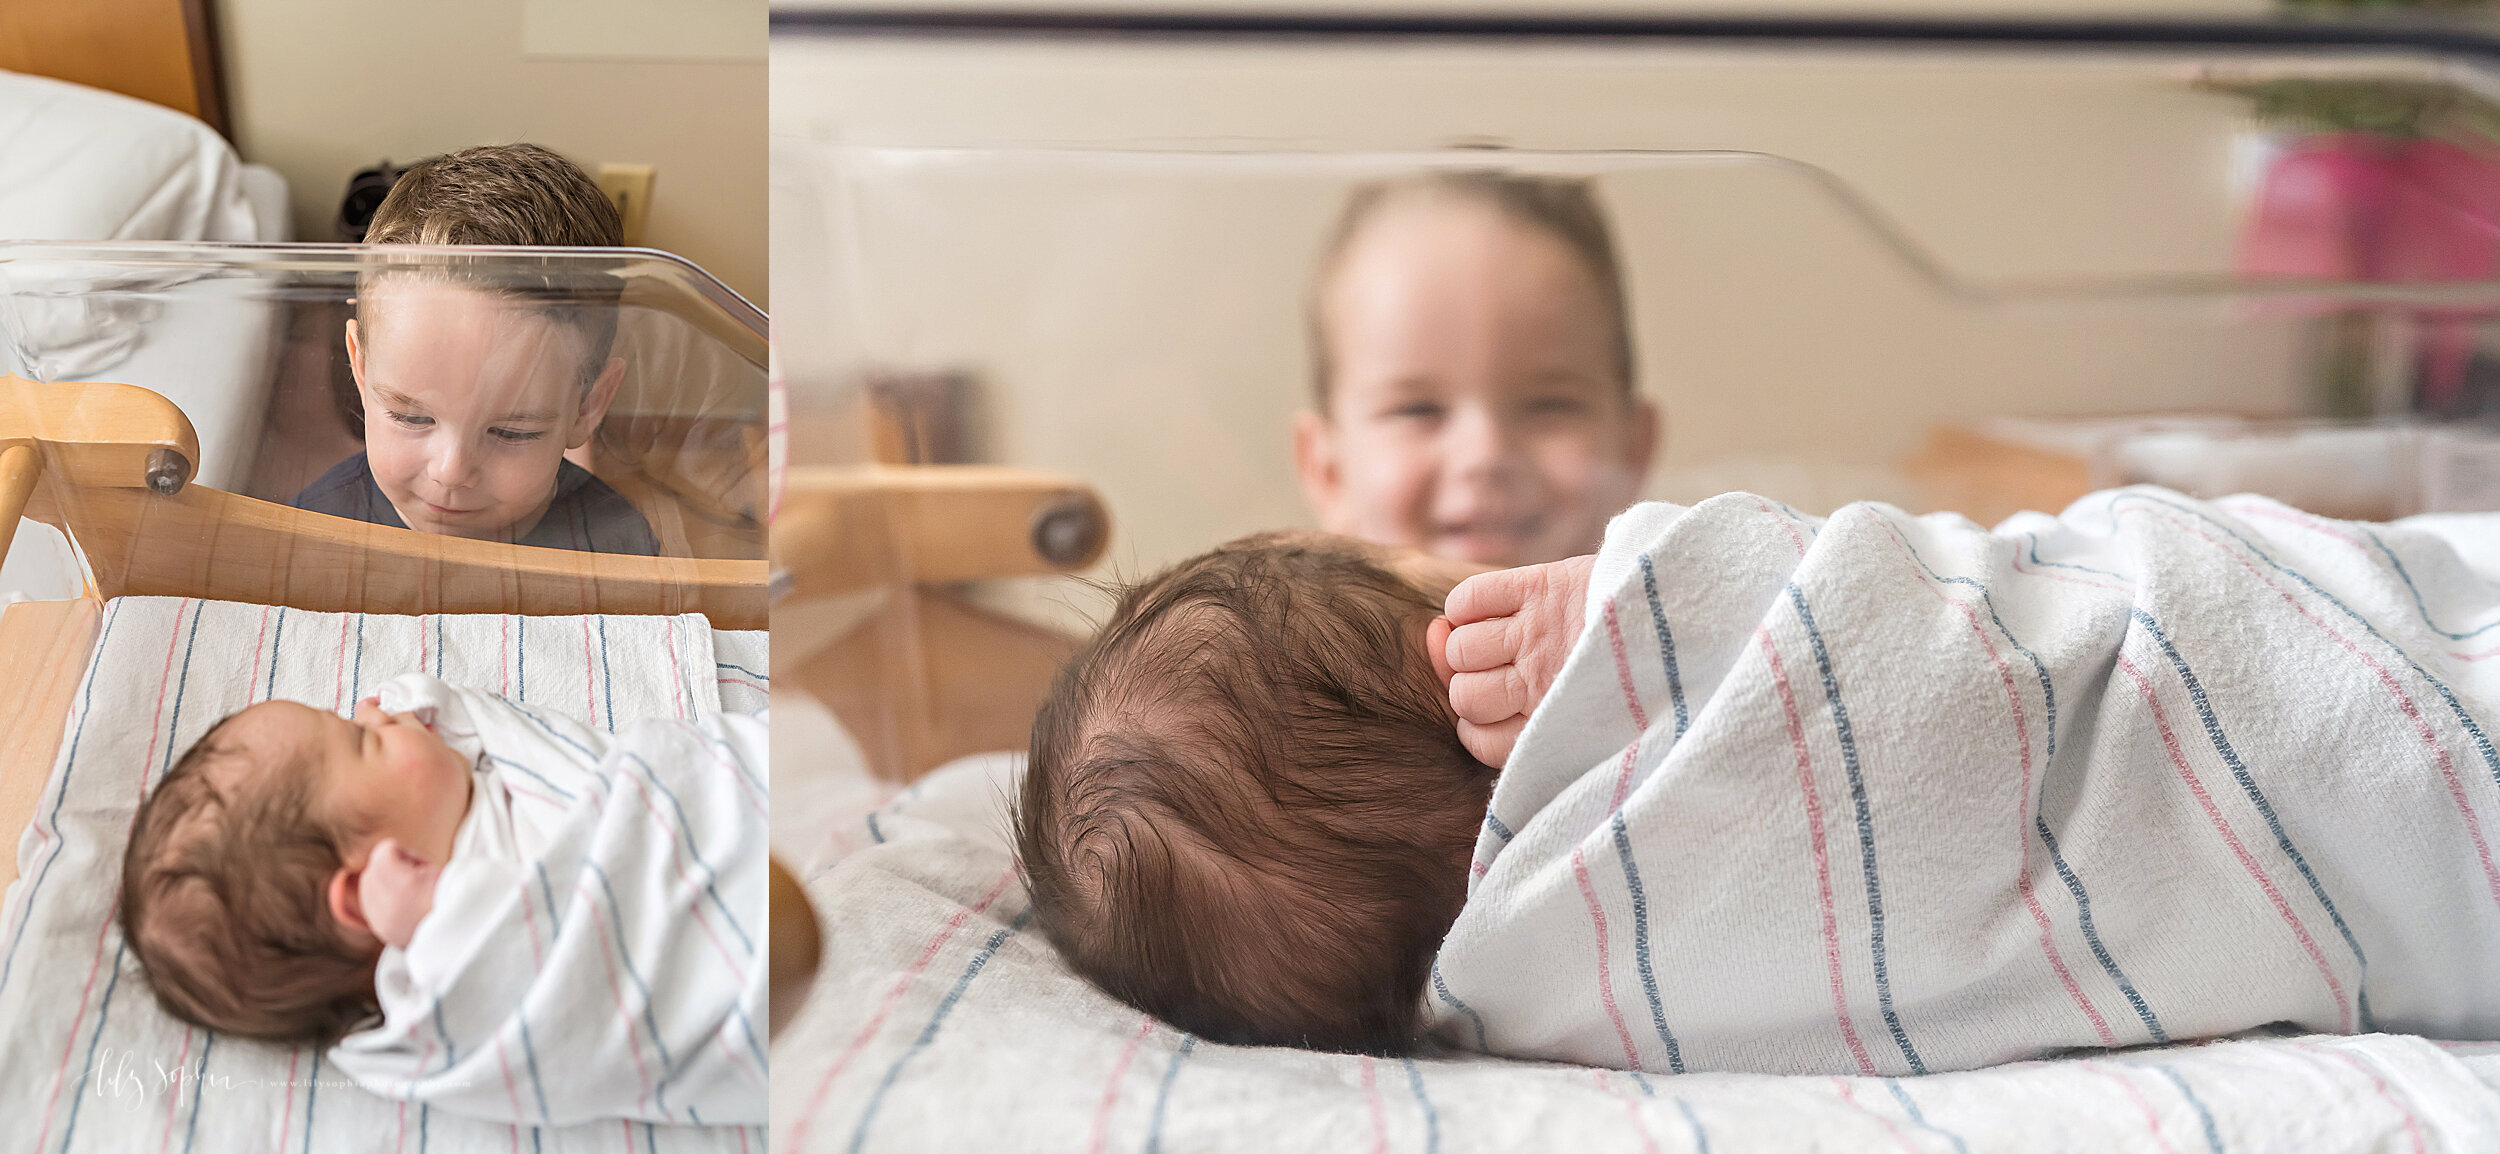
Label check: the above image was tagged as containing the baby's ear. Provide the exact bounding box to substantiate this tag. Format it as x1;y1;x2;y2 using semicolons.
327;865;372;937
1426;615;1457;688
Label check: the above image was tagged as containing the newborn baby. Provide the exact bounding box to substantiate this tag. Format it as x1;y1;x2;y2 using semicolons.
1022;493;2500;1073
120;673;767;1124
1018;532;1495;1052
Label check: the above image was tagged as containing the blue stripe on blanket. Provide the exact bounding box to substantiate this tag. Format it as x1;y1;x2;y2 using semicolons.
178;1032;214;1154
1637;554;1691;740
2036;816;2167;1043
2130;607;2371;1030
848;909;1034;1154
1612;811;1684;1073
2124;491;2500;850
617;751;755;953
59;601;205;1152
1888;523;2171;1043
1431;964;1488;1051
1788;582;1925;1075
1142;1035;1197;1154
1885;1079;1970;1154
0;600;122;1001
2151;1063;2226;1154
583;861;679;1120
2363;525;2500;641
1402;1058;1440;1154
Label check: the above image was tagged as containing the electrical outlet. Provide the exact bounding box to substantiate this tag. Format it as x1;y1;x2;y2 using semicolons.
596;163;655;246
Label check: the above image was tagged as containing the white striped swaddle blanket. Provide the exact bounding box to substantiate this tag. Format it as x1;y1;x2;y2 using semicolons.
1433;489;2500;1077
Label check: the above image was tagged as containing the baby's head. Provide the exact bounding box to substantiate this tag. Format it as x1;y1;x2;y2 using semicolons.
349;142;628;542
119;698;472;1043
1017;533;1495;1054
1296;169;1658;567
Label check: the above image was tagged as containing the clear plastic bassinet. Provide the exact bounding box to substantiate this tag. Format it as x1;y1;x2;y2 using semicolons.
0;241;769;611
767;8;2500;777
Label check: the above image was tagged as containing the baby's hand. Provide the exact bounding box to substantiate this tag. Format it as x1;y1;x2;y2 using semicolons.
359;839;441;949
1432;554;1596;768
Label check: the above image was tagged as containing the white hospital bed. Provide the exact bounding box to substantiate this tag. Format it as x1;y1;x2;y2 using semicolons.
0;67;294;602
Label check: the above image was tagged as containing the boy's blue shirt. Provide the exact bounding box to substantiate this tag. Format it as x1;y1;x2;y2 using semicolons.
292;452;661;556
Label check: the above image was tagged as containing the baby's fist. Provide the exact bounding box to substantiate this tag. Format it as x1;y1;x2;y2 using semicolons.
1440;554;1595;768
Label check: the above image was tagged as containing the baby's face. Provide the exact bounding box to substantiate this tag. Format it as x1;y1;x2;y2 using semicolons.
346;279;621;543
218;698;474;867
1300;197;1656;568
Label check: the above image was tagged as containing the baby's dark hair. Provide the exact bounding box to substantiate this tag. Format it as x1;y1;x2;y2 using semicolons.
1018;533;1493;1054
118;712;382;1044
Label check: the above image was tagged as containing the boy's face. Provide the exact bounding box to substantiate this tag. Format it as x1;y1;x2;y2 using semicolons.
346;279;624;543
219;698;473;867
1296;197;1658;568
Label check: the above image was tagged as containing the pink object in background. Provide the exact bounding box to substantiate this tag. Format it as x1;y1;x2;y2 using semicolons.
2239;132;2500;407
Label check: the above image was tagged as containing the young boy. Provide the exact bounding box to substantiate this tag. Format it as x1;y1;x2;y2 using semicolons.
1294;171;1659;568
119;673;765;1125
1018;492;2500;1073
291;143;659;556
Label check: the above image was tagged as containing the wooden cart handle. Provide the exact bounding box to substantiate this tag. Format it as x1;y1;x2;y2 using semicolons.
771;464;1110;600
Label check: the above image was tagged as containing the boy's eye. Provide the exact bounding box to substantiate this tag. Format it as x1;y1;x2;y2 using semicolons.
389;411;434;430
489;427;548;444
1523;396;1590;417
1387;401;1446;422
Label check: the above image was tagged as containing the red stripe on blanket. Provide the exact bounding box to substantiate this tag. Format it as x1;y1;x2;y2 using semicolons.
39;600;192;1151
2081;1062;2179;1154
1603;603;1648;811
154;1025;193;1154
1592;1069;1660;1154
579;886;660;1117
614;773;749;986
2132;503;2500;923
666;620;687;720
1572;847;1644;1072
277;1046;302;1153
1885;525;2117;1047
2294;1042;2428;1154
1086;1016;1154;1154
2115;653;2353;1030
1762;626;1878;1076
249;604;274;703
1831;1077;1922;1154
1358;1056;1388;1154
582;618;598;727
779;865;1020;1154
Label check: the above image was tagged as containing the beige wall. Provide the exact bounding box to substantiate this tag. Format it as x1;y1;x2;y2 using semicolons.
772;35;2406;628
219;0;767;304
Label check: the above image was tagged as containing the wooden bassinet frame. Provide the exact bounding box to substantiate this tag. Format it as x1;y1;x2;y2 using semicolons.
0;375;768;888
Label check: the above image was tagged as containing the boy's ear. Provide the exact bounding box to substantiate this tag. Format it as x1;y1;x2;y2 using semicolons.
327;864;372;937
344;319;368;390
566;357;627;451
1626;396;1661;480
1293;409;1344;529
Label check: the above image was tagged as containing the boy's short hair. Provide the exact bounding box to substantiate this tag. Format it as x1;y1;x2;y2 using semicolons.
364;142;622;249
119;717;381;1044
1307;169;1637;408
358;142;626;387
1017;533;1494;1054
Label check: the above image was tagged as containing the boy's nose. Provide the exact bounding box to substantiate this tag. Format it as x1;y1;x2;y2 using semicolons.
427;439;480;488
1442;405;1524;478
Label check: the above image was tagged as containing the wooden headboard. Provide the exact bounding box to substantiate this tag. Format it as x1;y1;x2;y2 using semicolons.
0;0;226;136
